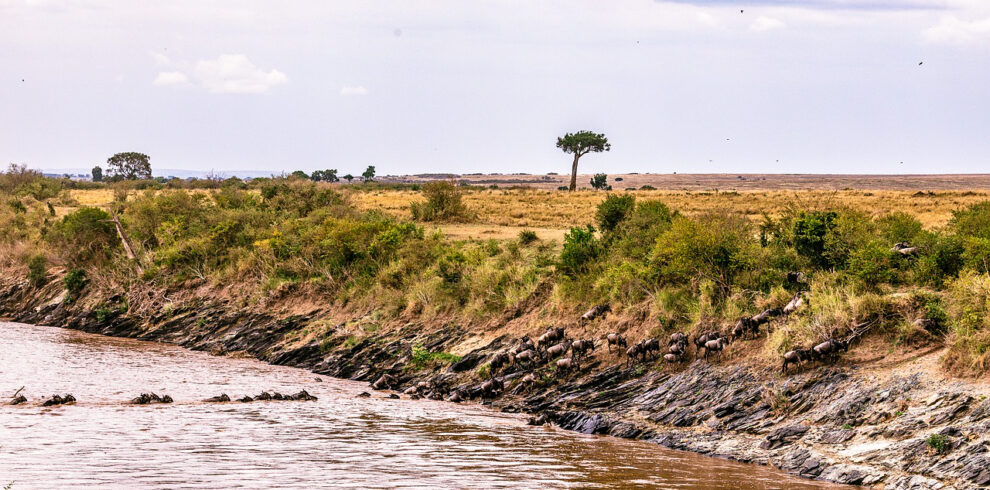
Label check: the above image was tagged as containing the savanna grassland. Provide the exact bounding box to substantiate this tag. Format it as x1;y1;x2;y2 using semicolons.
4;165;990;378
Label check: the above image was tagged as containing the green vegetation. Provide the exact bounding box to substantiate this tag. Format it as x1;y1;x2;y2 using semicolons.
27;254;46;287
410;181;472;222
926;433;949;454
4;166;990;376
410;344;460;370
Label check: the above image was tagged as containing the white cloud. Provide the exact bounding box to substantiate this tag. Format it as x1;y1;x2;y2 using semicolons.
340;85;368;96
153;71;188;86
192;54;287;94
923;15;990;46
750;16;786;32
150;53;286;93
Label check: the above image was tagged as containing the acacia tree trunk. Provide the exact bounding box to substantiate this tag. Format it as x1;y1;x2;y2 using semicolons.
569;153;581;191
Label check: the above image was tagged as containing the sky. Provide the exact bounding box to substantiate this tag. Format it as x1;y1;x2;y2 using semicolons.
1;0;989;177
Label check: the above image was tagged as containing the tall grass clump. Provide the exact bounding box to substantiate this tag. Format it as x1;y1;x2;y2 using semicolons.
410;181;472;222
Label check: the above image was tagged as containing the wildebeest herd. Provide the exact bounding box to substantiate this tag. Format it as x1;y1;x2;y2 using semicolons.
373;290;866;404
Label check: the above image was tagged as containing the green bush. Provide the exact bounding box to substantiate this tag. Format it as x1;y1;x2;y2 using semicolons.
595;193;635;233
559;225;599;276
950;201;990;240
926;433;949;454
792;211;838;267
410;344;461;370
51;207;119;263
410;181;471;222
63;268;87;302
846;240;895;286
518;229;538;245
651;214;755;293
27;253;47;287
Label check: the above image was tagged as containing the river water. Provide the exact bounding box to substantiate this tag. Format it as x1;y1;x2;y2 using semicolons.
0;322;843;489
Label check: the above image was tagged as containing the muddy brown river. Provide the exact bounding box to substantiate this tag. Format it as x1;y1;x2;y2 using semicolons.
0;322;844;489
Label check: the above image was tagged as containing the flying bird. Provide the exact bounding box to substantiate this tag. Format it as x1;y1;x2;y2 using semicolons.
919;61;923;66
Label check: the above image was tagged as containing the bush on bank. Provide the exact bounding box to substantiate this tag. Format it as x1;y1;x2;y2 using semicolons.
3;170;990;375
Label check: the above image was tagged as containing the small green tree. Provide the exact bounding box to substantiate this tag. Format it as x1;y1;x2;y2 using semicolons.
556;131;610;191
91;165;103;182
290;170;310;180
362;165;376;182
590;173;611;190
595;193;635;233
27;254;47;287
343;174;354;183
311;169;338;182
106;152;152;180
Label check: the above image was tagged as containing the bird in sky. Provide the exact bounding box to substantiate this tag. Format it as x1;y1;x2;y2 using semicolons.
919;61;923;66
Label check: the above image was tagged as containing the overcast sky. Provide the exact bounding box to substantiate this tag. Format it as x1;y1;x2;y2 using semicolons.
2;0;989;176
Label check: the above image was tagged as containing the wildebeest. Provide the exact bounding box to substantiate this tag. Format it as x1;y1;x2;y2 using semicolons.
515;349;538;365
372;373;398;390
639;339;661;360
625;343;642;367
571;339;595;358
663;353;685;363
581;304;610;323
669;332;688;345
732;317;758;340
668;340;686;356
555;357;577;373
129;392;173;405
694;331;722;355
546;341;570;359
488;352;514;378
812;338;849;362
892;242;918;256
40;393;76;406
783;293;804;315
605;333;628;353
537;326;566;350
781;348;814;373
514;336;536;354
478;378;504;399
703;337;729;361
204;393;230;403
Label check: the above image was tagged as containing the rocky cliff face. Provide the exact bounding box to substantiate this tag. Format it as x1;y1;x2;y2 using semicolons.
2;278;988;489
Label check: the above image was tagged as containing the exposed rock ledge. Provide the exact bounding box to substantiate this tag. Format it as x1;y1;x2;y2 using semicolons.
2;279;988;489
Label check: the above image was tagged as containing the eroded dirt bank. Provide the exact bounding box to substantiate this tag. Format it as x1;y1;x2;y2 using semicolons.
2;278;988;489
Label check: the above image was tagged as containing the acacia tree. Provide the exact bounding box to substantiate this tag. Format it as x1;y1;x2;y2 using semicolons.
362;165;376;182
106;152;152;180
556;131;610;191
91;165;103;182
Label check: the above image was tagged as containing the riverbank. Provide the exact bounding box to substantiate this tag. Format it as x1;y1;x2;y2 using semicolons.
3;277;988;489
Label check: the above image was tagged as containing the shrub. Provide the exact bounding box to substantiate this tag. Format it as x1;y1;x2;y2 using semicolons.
846;240;895;286
877;212;923;244
595;193;635;234
518;229;538;245
559;225;599;276
63;268;87;303
926;433;949;454
27;253;47;287
590;173;611;190
51;207;119;263
792;211;838;268
651;213;756;293
410;181;471;222
409;344;461;370
943;271;990;374
950;201;990;240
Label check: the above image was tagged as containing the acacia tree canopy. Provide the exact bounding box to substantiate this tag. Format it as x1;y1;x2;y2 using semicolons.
106;152;152;180
556;131;610;191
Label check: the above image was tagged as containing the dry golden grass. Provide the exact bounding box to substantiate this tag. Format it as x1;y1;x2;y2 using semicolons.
354;188;990;230
66;186;990;239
